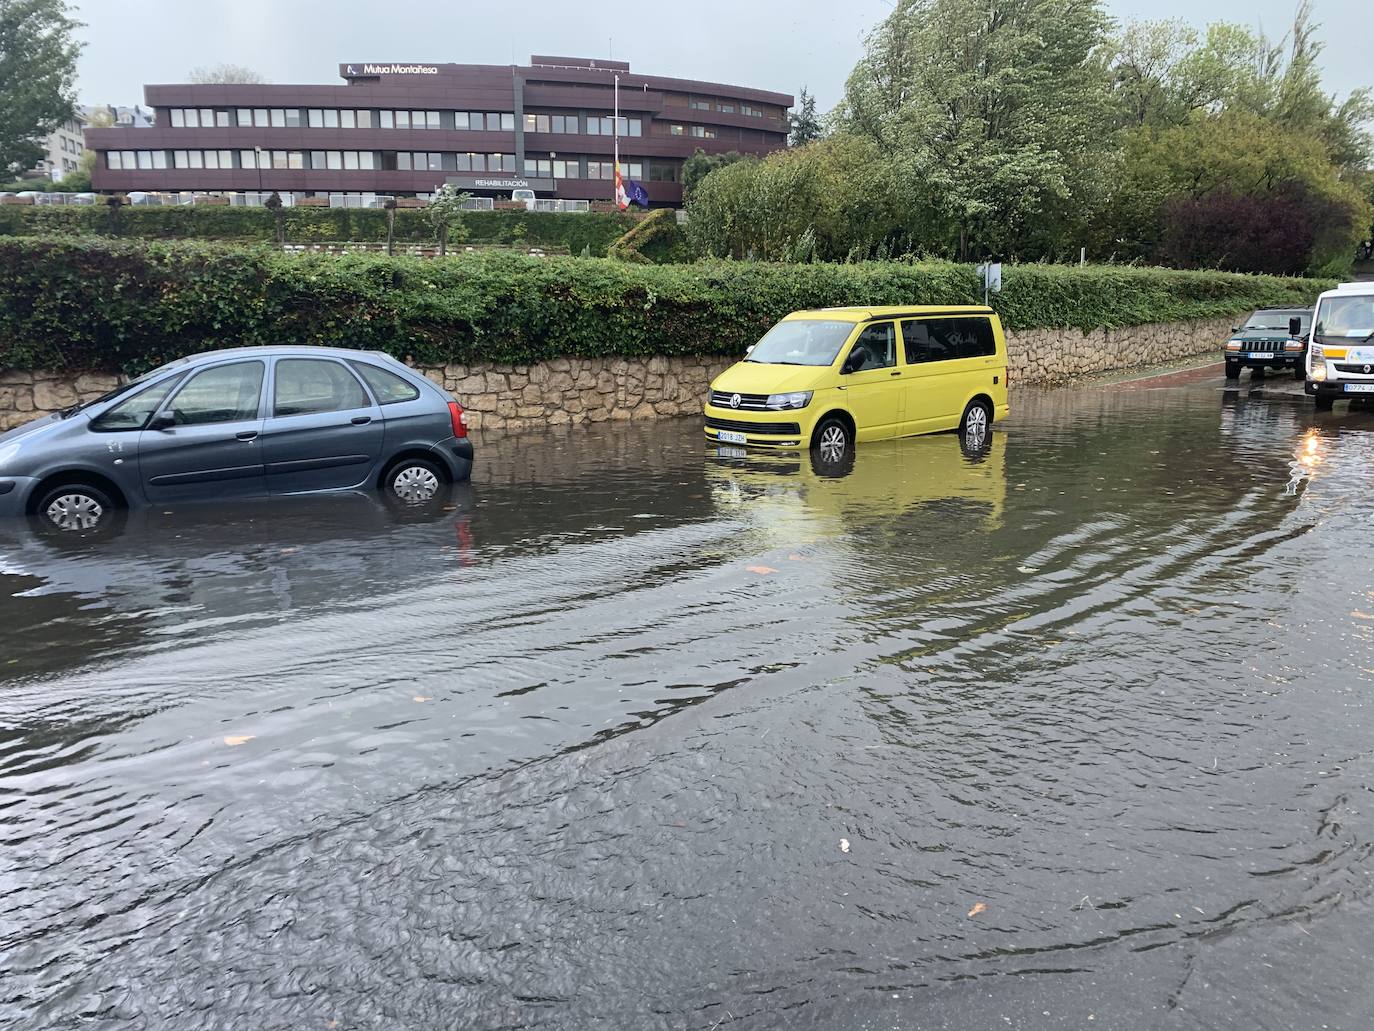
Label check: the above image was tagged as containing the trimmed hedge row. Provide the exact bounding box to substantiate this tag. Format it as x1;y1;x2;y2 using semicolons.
0;236;1336;374
0;205;640;256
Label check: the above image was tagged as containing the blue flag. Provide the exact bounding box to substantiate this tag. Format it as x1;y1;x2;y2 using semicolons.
626;180;650;208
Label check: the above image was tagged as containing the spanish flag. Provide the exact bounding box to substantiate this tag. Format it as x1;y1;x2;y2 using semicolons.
614;161;629;211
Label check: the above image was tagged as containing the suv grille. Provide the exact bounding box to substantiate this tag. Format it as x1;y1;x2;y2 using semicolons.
706;416;801;436
710;390;770;410
1240;340;1286;353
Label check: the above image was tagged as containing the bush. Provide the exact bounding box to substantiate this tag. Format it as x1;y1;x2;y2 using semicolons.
0;237;1335;374
606;208;688;264
0;204;642;256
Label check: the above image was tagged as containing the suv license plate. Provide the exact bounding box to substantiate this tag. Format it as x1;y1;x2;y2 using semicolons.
1248;352;1272;359
1343;384;1374;393
717;430;747;444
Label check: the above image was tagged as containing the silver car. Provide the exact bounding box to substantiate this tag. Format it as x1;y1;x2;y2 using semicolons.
0;346;474;532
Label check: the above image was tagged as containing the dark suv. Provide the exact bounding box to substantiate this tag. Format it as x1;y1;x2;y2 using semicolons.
1224;308;1312;381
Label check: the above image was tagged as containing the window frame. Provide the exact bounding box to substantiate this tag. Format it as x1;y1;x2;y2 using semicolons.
153;360;267;427
845;322;899;372
349;361;422;406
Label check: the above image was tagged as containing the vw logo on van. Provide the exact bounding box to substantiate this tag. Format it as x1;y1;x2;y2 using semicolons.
730;393;742;409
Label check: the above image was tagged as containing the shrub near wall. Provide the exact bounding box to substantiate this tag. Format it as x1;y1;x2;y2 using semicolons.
0;237;1335;375
0;205;641;256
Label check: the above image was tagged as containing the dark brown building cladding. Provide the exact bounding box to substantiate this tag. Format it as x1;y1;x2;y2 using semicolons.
86;56;793;206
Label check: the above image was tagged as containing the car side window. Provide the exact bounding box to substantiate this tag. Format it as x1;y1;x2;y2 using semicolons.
89;377;179;432
903;317;996;362
274;359;369;417
163;361;264;426
846;322;896;371
350;361;421;405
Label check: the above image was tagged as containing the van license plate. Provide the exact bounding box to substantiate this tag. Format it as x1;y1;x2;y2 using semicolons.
1343;384;1374;393
717;430;747;444
716;446;747;459
1248;352;1271;359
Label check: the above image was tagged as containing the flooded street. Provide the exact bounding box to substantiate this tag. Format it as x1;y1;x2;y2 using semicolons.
3;376;1374;1030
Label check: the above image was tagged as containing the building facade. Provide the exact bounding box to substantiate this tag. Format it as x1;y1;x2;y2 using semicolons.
86;57;792;206
32;113;88;181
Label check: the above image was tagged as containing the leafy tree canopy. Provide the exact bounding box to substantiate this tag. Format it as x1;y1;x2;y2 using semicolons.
789;87;823;147
188;63;267;84
0;0;83;174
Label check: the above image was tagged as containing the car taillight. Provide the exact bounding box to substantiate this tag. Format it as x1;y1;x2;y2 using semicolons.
448;401;467;438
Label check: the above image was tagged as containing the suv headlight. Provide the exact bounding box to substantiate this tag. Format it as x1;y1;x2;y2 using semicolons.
765;391;812;410
1225;340;1242;352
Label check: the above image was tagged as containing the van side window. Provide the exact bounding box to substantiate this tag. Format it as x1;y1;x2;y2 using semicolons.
903;317;996;362
847;322;896;371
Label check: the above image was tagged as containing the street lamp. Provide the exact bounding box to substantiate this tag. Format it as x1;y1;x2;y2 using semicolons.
253;145;264;204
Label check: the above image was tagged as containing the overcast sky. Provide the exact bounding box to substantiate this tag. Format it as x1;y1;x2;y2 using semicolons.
73;0;1368;113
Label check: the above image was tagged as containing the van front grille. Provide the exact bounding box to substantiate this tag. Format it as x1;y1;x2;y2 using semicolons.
705;416;801;436
710;390;770;410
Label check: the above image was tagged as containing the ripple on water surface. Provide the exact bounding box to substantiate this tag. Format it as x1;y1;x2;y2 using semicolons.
2;384;1374;1029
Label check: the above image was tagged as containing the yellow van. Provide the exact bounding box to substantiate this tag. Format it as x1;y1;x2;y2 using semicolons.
704;306;1010;462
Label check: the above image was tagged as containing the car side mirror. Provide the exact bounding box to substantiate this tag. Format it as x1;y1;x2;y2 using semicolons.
1232;326;1240;334
149;412;175;430
842;352;862;375
1289;316;1303;338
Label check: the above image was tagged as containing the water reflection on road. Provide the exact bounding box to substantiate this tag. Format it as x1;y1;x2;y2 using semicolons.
3;380;1374;1030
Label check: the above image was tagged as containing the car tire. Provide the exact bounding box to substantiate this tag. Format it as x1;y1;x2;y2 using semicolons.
958;399;992;450
1224;363;1241;382
1314;395;1333;411
1293;366;1306;381
34;483;116;533
1251;366;1265;379
811;416;852;466
383;457;445;505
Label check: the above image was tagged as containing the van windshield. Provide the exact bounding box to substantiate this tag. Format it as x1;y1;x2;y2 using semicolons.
747;320;854;366
1314;295;1374;339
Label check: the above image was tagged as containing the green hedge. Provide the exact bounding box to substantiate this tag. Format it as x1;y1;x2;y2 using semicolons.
0;237;1336;374
606;208;690;264
0;205;640;256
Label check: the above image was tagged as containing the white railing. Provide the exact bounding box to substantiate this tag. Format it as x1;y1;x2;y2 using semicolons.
459;197;495;211
531;199;590;213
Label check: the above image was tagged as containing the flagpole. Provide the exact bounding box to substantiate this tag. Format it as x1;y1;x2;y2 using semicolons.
613;72;620;206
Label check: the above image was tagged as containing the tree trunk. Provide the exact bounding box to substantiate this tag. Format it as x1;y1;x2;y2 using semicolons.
439;224;447;257
386;208;395;256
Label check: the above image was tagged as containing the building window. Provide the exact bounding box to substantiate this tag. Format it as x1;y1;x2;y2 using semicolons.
237;108;252;127
240;149;258;169
216;110;230;127
253;108;268;127
308;109;324;128
170;108;184;127
690;99;712;111
453;112;468;130
324;109;339;128
719;103;735;114
669;124;685;136
740;104;763;118
343;150;358;169
284;109;301;128
525;114;551;134
525;157;552;177
500;113;514;131
270;109;286;128
689;125;716;139
357;110;372;128
380;110;393;129
398;152;411;170
553;159;576;178
429;111;442;129
326;151;342;169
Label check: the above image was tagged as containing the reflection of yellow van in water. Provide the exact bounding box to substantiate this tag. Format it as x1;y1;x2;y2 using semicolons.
704;306;1010;462
706;431;1007;542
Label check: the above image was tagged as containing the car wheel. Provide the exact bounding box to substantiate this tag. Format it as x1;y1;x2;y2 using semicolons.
1224;362;1241;381
811;416;852;466
36;483;115;533
384;458;445;505
1314;395;1333;411
958;399;992;450
1293;366;1306;381
1251;366;1265;379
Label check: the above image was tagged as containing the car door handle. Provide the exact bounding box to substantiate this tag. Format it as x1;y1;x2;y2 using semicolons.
235;431;258;442
351;416;372;425
890;371;902;377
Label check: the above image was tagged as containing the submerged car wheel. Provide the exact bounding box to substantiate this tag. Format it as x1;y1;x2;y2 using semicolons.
1225;362;1241;381
959;400;992;450
1294;366;1306;381
36;483;115;533
386;458;444;505
812;417;852;466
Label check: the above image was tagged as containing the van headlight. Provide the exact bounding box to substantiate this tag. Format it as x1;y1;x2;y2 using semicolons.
765;391;812;410
1310;343;1324;363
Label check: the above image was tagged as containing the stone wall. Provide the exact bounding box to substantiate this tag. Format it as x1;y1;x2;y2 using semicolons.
1006;315;1236;385
0;315;1239;432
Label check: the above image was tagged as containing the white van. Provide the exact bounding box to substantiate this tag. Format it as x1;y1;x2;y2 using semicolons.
511;188;536;211
1305;281;1374;410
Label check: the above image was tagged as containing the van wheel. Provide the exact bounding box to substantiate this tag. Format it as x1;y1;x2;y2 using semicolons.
959;400;992;449
35;483;116;533
1314;395;1333;411
811;416;852;465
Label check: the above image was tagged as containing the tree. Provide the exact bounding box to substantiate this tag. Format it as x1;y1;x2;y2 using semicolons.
188;63;267;84
789;87;823;146
427;183;470;256
837;0;1117;260
0;0;84;174
83;106;115;128
681;149;750;198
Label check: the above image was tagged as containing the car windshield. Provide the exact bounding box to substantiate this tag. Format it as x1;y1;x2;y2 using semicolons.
61;358;189;417
1314;296;1374;339
746;319;855;366
1243;310;1308;331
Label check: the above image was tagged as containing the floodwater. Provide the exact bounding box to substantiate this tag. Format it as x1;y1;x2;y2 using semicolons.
2;377;1373;1030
